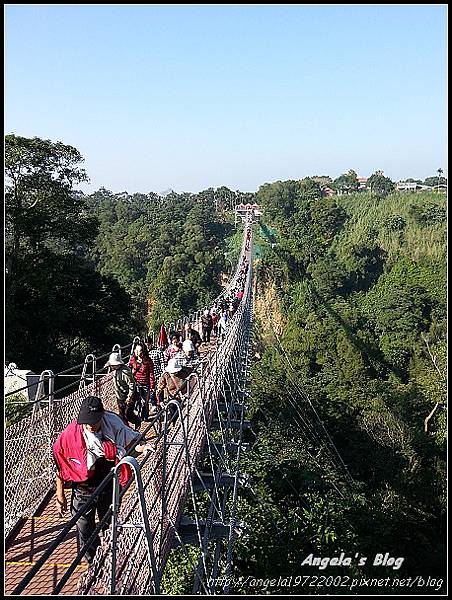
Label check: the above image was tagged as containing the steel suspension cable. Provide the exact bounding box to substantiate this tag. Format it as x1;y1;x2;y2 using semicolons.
268;324;355;485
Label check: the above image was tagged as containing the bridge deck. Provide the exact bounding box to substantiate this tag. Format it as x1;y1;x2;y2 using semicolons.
5;341;217;596
5;488;82;595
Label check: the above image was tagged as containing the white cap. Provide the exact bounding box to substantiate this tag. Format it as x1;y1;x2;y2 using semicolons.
105;352;124;367
182;340;195;353
166;358;183;374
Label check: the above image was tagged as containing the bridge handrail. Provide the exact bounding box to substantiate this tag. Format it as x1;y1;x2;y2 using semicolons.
5;217;253;540
11;248;253;594
78;241;254;594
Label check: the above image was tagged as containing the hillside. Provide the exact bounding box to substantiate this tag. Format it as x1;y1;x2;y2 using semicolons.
5;135;447;594
230;183;446;594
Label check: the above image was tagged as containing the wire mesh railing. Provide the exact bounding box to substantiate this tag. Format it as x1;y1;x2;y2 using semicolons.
5;216;254;595
5;373;118;538
77;244;253;594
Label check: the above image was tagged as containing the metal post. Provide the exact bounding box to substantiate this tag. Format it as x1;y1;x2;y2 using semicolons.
79;354;96;390
160;408;169;562
111;456;160;595
46;371;55;488
110;468;121;595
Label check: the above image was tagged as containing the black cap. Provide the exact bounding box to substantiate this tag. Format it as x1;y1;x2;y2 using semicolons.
77;396;105;425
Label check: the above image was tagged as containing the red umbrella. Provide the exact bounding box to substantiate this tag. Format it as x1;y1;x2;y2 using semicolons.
158;323;169;349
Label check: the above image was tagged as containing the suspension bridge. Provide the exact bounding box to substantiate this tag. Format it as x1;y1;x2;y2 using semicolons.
5;215;255;595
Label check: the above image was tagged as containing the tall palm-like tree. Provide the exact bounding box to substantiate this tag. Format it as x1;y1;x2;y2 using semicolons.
437;168;443;192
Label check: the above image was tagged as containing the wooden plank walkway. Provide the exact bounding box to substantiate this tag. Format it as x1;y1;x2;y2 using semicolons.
5;488;84;595
5;340;218;595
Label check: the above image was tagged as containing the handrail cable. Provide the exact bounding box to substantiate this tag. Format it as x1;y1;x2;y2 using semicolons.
268;323;355;485
8;217;255;596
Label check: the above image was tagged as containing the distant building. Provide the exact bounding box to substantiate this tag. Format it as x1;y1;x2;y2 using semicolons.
235;203;262;222
4;363;39;402
322;186;336;196
397;181;418;191
396;181;438;192
357;176;368;191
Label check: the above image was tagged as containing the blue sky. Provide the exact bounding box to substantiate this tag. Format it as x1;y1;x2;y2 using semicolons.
5;5;447;194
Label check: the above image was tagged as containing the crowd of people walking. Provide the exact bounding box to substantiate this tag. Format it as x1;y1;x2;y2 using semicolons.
52;225;252;565
101;254;250;432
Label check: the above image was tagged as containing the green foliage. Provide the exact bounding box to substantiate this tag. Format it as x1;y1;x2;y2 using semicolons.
7;249;136;371
5;135;138;373
161;546;201;595
5;393;33;426
360;259;443;373
86;186;237;334
246;183;446;590
331;191;446;264
255;179;348;284
384;214;406;232
5;135;95;271
255;179;301;227
306;254;348;297
309;197;348;247
409;202;446;226
367;170;395;198
332;169;359;193
424;176;447;187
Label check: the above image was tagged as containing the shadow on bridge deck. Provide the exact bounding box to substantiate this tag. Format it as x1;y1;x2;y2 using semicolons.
4;338;220;595
5;489;83;595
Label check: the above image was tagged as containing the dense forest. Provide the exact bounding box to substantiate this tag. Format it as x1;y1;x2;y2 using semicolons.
5;135;241;375
230;179;447;594
5;135;447;594
5;135;244;422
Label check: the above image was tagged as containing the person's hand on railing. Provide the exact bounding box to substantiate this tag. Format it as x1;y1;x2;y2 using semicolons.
135;442;154;455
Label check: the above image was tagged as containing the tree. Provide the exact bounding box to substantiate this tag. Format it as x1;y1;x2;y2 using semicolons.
332;169;359;194
256;180;301;226
307;254;348;297
310;197;348;246
5;135;95;284
145;198;232;330
409;202;446;227
5;135;136;373
437;168;443;192
424;175;447;188
304;175;333;188
367;170;395;198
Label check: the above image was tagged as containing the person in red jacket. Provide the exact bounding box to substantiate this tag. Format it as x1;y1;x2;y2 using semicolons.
128;343;156;419
211;309;220;337
53;396;152;563
164;332;183;363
